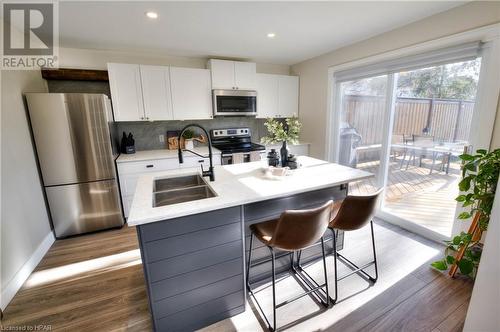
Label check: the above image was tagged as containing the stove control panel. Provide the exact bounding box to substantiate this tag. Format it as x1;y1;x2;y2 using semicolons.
211;128;251;138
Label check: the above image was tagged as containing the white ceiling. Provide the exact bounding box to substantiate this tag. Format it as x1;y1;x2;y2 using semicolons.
59;1;466;65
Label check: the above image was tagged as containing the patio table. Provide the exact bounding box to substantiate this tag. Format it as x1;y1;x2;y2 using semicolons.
392;143;464;174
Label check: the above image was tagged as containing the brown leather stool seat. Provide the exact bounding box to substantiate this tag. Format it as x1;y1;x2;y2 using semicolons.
249;219;277;245
246;200;334;331
327;188;383;303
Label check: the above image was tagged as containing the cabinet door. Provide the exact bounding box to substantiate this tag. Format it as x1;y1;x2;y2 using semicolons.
278;75;299;118
234;62;256;90
170;67;213;120
209;59;235;90
108;63;145;121
256;74;279;119
140;65;173;121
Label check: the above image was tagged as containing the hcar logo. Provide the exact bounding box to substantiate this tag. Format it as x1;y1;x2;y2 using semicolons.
2;1;59;69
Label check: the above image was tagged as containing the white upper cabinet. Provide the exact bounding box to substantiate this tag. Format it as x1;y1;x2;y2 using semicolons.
234;61;257;90
209;59;235;89
139;65;173;121
278;75;299;118
208;59;256;90
108;63;145;121
108;63;174;121
256;74;279;119
256;73;299;118
170;67;212;120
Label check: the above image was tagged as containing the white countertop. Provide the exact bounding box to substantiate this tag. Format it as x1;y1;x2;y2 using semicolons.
116;147;221;163
265;142;310;147
127;156;373;226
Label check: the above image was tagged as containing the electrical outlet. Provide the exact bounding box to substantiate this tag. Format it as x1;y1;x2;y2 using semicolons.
159;134;165;143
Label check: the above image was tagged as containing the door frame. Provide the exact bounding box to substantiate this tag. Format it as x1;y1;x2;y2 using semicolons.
326;23;500;242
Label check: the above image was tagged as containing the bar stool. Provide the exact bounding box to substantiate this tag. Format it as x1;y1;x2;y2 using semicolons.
327;189;383;303
246;200;333;331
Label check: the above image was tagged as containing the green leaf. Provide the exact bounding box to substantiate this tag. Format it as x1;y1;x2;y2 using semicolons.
452;235;462;245
459;154;475;161
446;255;456;264
455;195;466;202
431;260;448;271
457;259;474;275
459;177;472;192
476;149;487;155
458;212;472;220
462;200;474;207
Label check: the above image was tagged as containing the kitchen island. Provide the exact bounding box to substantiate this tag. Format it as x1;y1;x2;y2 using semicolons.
127;156;372;331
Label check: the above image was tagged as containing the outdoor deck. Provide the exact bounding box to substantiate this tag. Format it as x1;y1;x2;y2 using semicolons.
349;156;460;237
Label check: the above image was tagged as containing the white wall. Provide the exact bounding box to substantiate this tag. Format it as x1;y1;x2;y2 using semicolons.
463;177;500;331
58;47;291;75
1;70;53;311
291;1;500;158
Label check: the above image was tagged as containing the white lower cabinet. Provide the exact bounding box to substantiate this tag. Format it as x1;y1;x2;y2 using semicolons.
117;154;221;218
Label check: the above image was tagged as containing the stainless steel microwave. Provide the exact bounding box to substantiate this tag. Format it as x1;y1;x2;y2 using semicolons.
213;89;257;116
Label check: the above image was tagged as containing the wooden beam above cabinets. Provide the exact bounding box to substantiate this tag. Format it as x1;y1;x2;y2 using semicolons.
41;68;109;81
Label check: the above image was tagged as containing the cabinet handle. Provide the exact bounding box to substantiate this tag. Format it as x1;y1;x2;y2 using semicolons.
146;165;154;168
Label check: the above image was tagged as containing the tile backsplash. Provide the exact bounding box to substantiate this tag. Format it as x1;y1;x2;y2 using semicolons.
46;79;270;151
114;118;268;151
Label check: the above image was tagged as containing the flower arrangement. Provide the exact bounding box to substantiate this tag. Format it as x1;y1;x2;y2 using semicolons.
260;117;302;145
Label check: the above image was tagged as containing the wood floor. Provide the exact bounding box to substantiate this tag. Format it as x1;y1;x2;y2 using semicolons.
1;220;473;331
350;157;461;236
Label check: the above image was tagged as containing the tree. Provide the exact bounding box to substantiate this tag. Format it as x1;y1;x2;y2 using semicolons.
343;58;481;100
397;59;481;100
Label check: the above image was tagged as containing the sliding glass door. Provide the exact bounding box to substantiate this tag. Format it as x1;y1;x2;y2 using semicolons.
338;75;388;195
330;40;496;240
382;59;481;237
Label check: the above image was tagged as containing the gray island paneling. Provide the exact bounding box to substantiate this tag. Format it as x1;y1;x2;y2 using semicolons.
136;185;347;331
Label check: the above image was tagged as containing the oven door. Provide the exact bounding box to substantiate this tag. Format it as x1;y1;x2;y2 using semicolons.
221;153;252;165
213;90;257;116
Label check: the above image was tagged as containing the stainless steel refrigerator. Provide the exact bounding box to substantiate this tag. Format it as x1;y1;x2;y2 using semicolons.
26;93;124;238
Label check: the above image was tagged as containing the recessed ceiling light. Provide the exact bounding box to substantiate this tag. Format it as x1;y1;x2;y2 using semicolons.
267;33;276;38
145;11;158;19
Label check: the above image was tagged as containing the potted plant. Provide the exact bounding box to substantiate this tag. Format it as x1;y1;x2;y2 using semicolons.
432;148;500;278
182;129;195;150
261;117;302;167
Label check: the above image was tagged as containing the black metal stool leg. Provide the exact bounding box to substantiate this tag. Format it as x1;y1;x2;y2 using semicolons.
331;221;378;284
370;220;378;282
269;246;277;332
320;237;330;307
331;228;338;304
294;238;334;307
246;234;254;290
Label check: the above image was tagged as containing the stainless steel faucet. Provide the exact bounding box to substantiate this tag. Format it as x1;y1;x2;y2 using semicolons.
177;124;215;182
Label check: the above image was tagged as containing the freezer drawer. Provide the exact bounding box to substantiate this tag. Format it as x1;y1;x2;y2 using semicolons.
45;180;124;238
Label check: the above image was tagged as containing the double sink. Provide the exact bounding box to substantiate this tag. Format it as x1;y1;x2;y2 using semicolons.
153;174;217;207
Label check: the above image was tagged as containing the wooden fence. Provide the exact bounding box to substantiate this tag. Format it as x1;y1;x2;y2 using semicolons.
342;95;475;146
